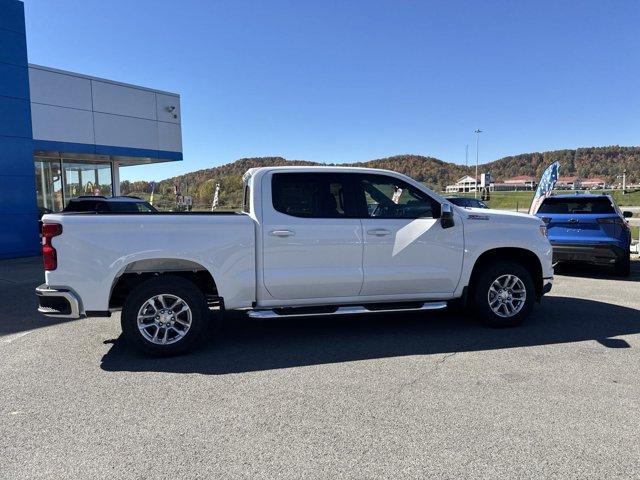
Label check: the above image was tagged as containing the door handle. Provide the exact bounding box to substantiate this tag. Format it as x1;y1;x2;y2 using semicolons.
269;229;295;237
367;228;391;236
568;218;578;223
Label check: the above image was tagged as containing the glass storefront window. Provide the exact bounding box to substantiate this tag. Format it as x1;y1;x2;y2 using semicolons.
63;161;112;200
34;157;115;212
35;159;64;213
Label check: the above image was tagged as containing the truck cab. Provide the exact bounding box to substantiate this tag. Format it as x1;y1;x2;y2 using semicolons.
252;168;465;305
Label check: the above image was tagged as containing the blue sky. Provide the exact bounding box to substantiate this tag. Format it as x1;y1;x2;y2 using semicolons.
24;0;640;181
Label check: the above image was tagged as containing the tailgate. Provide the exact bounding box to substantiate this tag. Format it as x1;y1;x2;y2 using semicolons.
542;213;620;243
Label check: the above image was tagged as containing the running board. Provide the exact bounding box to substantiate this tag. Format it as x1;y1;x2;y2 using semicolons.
247;301;448;319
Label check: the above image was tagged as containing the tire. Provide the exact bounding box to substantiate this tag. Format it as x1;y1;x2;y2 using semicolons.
121;275;209;356
471;261;535;328
614;253;631;277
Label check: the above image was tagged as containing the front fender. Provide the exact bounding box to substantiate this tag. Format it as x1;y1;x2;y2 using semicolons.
455;215;553;297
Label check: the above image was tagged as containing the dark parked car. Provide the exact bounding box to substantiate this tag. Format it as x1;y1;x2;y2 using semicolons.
63;196;158;213
447;197;488;209
38;207;53;237
535;194;632;276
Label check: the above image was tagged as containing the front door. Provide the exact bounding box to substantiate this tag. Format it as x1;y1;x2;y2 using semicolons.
261;172;364;300
356;174;464;296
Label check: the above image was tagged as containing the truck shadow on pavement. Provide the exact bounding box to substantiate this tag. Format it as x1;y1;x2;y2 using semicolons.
0;257;77;337
100;295;640;375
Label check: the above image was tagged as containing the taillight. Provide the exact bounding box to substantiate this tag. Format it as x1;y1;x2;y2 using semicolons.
597;217;629;234
42;223;62;271
596;217;624;225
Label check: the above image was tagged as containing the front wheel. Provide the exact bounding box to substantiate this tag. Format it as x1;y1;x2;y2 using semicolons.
472;261;535;328
121;276;209;356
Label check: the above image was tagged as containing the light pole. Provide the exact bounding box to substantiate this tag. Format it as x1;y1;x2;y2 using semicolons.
474;129;482;198
465;144;469;167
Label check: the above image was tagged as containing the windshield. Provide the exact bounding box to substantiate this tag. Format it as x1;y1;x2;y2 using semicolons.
538;197;615;214
104;201;157;213
64;200;101;212
448;198;487;208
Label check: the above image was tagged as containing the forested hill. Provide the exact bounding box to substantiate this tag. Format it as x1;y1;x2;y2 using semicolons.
346;155;469;189
482;146;640;182
120;146;640;206
156;154;469;192
158;157;322;190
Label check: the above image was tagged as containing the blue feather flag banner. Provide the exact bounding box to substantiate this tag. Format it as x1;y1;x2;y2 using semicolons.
529;161;560;214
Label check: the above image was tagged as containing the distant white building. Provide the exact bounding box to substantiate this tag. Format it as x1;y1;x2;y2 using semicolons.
446;174;539;193
446;175;479;193
504;175;537;188
491;175;537;192
581;177;607;189
556;176;582;190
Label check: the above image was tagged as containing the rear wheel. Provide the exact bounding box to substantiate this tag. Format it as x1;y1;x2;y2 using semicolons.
121;276;209;356
472;261;535;327
615;253;631;277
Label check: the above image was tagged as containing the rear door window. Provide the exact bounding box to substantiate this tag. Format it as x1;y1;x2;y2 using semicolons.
271;173;357;218
538;197;615;214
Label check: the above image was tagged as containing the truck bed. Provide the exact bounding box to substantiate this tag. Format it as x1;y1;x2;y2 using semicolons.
41;212;256;312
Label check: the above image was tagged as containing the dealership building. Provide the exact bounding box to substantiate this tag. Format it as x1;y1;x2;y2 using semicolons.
0;0;183;259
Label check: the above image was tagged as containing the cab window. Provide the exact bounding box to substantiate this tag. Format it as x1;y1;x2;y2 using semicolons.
357;174;438;219
271;173;356;218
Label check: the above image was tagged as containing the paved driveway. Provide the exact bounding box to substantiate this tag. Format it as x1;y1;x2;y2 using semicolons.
1;257;639;479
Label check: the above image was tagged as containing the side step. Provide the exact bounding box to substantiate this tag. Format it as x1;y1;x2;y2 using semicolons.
247;301;448;319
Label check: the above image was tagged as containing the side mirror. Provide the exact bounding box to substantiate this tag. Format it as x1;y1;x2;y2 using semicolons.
623;211;633;218
440;203;455;229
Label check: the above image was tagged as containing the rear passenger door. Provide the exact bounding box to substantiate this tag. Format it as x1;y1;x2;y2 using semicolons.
261;172;364;300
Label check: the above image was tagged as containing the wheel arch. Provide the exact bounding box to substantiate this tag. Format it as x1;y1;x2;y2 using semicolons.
468;247;543;299
108;258;220;310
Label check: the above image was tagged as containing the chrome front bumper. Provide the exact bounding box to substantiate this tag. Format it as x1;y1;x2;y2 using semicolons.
36;284;83;319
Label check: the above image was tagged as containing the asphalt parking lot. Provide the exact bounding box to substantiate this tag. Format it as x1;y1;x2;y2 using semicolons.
1;257;640;479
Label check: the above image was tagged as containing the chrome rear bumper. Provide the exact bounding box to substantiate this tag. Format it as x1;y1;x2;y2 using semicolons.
36;284;83;319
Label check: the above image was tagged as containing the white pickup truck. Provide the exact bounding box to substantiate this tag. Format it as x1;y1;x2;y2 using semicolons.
37;167;553;355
